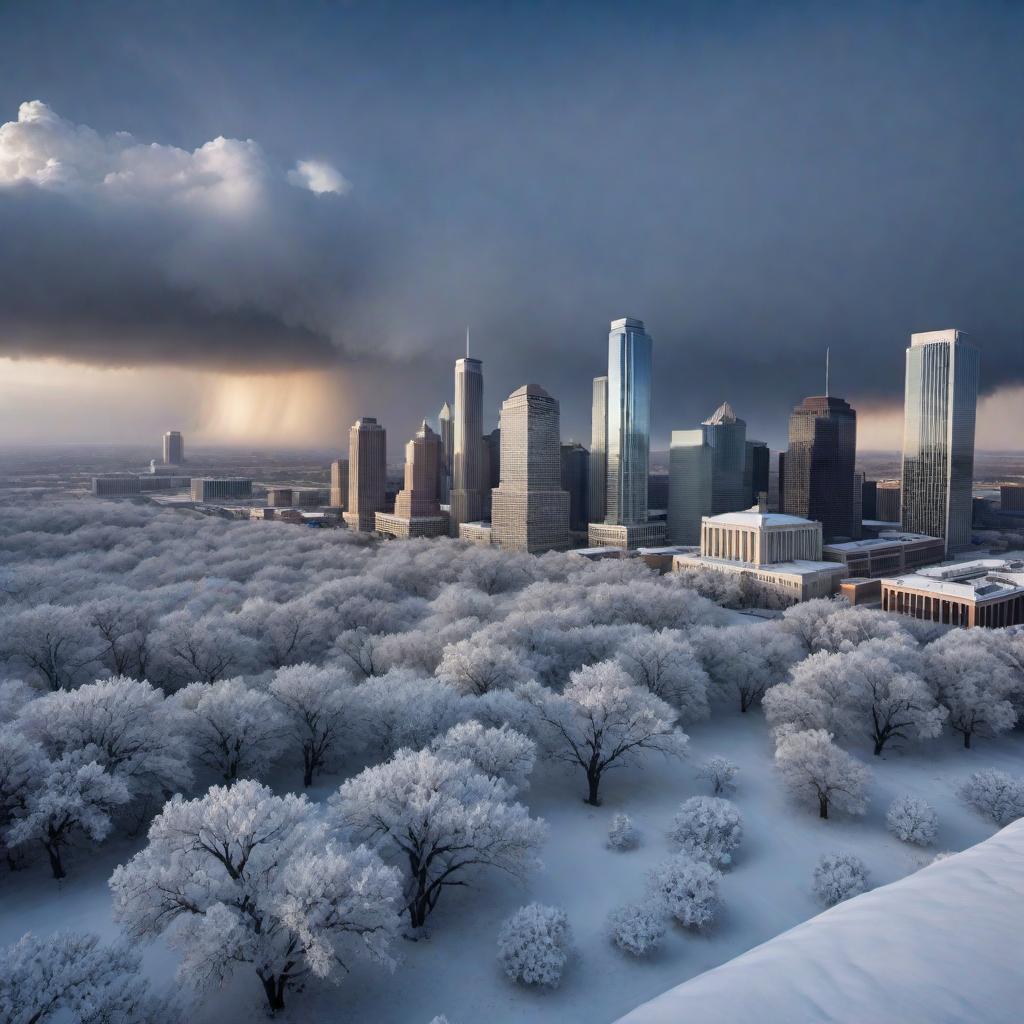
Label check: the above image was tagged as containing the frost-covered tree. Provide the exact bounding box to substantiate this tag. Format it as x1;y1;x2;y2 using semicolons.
330;627;384;679
150;610;257;686
172;677;286;783
355;671;467;756
645;853;721;928
780;600;907;655
0;604;104;691
607;812;639;851
0;679;36;726
88;597;156;680
959;769;1024;826
430;721;536;793
606;901;666;957
774;729;869;820
0;725;44;868
668;796;743;868
614;630;710;724
813;852;869;906
925;631;1019;748
497;904;572;988
696;755;739;795
886;796;938;846
235;597;331;669
435;637;528;696
330;748;546;930
0;930;174;1024
269;664;354;786
16;677;192;804
523;662;688;805
9;757;131;878
110;780;402;1013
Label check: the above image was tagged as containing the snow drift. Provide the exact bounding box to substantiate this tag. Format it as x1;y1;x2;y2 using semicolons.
616;819;1024;1024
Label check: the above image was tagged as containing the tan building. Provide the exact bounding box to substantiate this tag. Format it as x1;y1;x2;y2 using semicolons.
267;488;293;508
588;520;668;551
880;559;1024;628
375;421;448;539
191;478;253;502
822;531;944;578
343;417;387;532
458;521;493;546
330;459;349;509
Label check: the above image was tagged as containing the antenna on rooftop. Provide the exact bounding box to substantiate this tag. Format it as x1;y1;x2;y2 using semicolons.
825;346;830;398
466;325;470;358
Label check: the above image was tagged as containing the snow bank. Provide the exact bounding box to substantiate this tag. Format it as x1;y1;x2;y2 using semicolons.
616;819;1024;1024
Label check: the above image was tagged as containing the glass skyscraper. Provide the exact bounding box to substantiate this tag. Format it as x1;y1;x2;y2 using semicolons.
901;329;979;554
605;317;652;526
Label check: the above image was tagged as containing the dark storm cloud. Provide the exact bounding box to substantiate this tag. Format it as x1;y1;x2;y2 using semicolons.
0;1;1022;445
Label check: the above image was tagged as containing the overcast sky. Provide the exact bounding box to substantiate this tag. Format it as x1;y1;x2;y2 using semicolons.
0;1;1022;453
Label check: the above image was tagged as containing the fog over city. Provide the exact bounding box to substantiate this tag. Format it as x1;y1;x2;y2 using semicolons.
1;1;1023;451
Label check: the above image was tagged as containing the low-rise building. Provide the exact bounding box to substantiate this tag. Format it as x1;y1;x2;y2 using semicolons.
880;559;1024;628
570;546;625;562
267;488;293;507
190;478;253;502
458;521;493;546
840;577;882;606
822;531;944;578
93;475;143;497
587;520;668;551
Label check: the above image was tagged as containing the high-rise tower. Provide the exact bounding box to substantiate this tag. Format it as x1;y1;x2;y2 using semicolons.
561;441;589;532
329;458;349;510
450;356;484;534
589;376;608;525
162;430;184;465
900;329;979;554
343;417;387;532
491;385;570;553
437;401;453;503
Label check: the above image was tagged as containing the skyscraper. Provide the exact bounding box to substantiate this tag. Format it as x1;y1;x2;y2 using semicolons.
744;440;770;506
560;441;589;532
437;401;453;503
668;402;748;545
162;430;184;465
783;395;857;541
329;458;349;510
589;375;608;525
375;421;448;538
343;417;387;532
605;317;652;526
491;385;570;553
450;356;484;534
900;329;979;554
482;427;501;519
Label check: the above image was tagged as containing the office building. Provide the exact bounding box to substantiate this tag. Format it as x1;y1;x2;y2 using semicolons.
191;478;253;502
880;559;1024;628
744;440;770;506
822;531;945;578
330;459;349;509
437;402;453;503
672;497;847;602
900;329;979;554
450;357;484;534
561;441;589;532
876;482;901;523
861;479;878;520
668;402;748;545
266;488;293;508
783;395;857;541
343;417;387;531
375;421;448;539
481;427;500;520
776;451;786;512
162;430;185;465
1001;484;1024;513
92;475;142;497
491;385;570;553
589;376;608;525
851;471;865;539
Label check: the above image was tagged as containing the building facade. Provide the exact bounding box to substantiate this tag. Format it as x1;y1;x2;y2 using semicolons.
375;421;448;539
437;401;453;503
450;357;484;534
1001;484;1024;513
822;531;945;578
191;478;253;502
900;329;979;554
861;479;878;520
783;395;857;541
330;459;349;509
744;440;770;507
589;375;608;525
343;417;387;531
162;430;184;465
560;441;589;532
491;385;570;553
875;482;901;523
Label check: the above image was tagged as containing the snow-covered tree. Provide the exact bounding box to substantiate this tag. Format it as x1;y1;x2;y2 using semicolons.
110;780;402;1013
645;853;721;928
0;679;36;726
88;597;155;680
606;901;666;957
330;627;384;679
614;629;710;724
696;755;738;795
16;677;192;804
172;677;286;783
235;597;331;669
435;637;529;696
959;769;1024;826
0;725;44;868
780;600;907;655
523;662;688;805
269;664;354;786
813;852;869;906
774;729;869;820
886;796;938;845
355;671;467;756
9;757;131;878
607;812;639;851
430;721;536;793
497;904;572;988
0;604;104;691
667;796;743;868
0;930;174;1024
330;748;546;930
150;610;256;686
925;631;1019;748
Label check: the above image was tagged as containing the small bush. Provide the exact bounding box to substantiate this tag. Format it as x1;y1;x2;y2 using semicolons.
607;812;639;850
813;853;868;906
645;853;721;928
606;901;667;957
667;796;743;868
958;769;1024;826
696;756;738;795
886;796;938;846
497;903;572;988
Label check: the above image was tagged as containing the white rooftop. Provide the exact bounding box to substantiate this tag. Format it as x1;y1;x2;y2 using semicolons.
885;559;1024;600
705;506;816;529
677;554;845;578
824;531;938;552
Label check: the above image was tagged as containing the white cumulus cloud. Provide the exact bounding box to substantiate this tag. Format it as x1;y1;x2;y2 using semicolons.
287;159;350;195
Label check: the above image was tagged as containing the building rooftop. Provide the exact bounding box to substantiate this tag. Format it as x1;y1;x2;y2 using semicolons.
678;553;846;577
824;531;938;552
884;559;1024;600
705;506;817;529
703;401;740;426
508;383;553;400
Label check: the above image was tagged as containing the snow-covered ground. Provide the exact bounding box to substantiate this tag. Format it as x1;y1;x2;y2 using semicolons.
3;710;1019;1023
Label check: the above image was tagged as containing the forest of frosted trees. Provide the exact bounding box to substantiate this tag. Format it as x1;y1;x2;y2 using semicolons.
1;499;1023;1021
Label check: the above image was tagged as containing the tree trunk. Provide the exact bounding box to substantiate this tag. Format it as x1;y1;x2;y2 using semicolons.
585;770;601;806
259;974;286;1012
303;763;314;788
43;841;65;880
964;731;972;749
818;795;829;820
873;739;884;756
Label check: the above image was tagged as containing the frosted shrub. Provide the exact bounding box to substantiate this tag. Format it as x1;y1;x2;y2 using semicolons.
646;853;721;929
886;796;938;846
958;769;1024;826
668;796;743;868
696;756;738;795
813;853;868;906
606;901;666;957
497;903;572;988
607;812;639;850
